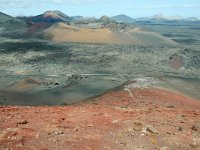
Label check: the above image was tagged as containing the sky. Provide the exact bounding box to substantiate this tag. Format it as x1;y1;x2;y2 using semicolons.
0;0;200;18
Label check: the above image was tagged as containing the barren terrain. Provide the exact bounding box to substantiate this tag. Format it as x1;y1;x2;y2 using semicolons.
42;22;177;46
0;11;200;150
1;84;200;150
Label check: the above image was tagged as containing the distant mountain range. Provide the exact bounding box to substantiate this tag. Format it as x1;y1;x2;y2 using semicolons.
1;11;199;25
112;13;199;22
135;13;199;22
0;10;199;45
0;11;180;46
152;13;183;20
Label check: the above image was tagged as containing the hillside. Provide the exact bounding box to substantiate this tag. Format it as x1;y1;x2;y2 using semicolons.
0;12;13;23
112;14;134;22
0;11;179;47
42;23;118;44
0;12;27;33
42;22;178;46
27;11;71;23
136;13;199;22
1;84;200;149
98;15;114;23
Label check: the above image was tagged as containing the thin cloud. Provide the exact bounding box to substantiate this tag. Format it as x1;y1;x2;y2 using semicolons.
0;0;104;8
0;0;31;8
127;4;200;9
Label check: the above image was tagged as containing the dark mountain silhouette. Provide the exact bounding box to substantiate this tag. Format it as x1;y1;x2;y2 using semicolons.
0;12;27;32
0;12;14;23
27;11;71;23
112;14;134;22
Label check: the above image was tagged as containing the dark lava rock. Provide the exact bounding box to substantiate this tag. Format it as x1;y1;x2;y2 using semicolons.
165;103;175;108
17;120;28;124
191;122;200;132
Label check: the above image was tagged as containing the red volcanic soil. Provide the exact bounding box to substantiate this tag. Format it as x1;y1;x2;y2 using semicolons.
0;88;200;150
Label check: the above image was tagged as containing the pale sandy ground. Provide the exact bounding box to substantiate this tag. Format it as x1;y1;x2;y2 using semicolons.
43;23;178;46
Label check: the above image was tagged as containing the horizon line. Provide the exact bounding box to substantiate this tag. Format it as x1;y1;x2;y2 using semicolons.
1;11;199;19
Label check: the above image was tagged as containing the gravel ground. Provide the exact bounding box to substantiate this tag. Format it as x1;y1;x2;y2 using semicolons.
0;40;199;105
0;41;199;78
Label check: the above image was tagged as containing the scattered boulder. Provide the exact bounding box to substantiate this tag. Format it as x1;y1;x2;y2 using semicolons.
160;147;170;150
191;122;200;132
53;130;63;135
17;120;28;125
49;130;64;135
64;75;85;88
54;82;59;86
134;120;143;126
88;124;93;127
142;125;159;134
177;126;183;131
165;103;175;108
190;139;200;148
132;120;143;131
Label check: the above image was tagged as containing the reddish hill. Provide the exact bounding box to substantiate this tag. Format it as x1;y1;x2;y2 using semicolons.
27;11;71;24
0;86;200;149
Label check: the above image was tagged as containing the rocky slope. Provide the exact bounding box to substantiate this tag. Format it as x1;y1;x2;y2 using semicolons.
0;83;200;150
0;12;27;33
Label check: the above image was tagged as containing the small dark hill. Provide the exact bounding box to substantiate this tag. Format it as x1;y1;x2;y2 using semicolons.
98;15;115;23
0;12;27;33
0;12;14;23
112;14;134;22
